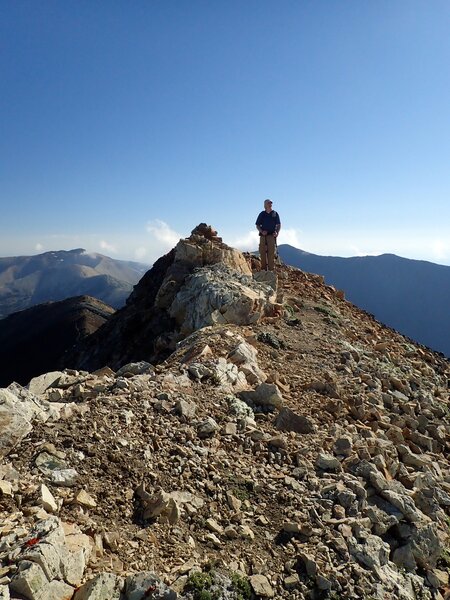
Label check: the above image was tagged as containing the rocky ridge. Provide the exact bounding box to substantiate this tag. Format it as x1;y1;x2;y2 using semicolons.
1;225;449;600
62;223;278;372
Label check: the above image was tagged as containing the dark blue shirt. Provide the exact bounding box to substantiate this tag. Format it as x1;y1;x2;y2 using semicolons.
256;210;281;234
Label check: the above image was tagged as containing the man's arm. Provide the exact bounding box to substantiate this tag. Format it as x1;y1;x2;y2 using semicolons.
255;213;267;235
273;213;281;237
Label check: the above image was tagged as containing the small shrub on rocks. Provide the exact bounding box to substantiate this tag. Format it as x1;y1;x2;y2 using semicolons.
230;572;252;599
314;304;338;318
185;572;218;600
256;331;285;349
185;570;253;600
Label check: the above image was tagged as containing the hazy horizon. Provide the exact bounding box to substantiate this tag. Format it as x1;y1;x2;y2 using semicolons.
1;223;450;269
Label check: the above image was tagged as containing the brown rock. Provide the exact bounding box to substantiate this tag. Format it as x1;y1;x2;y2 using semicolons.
275;407;315;434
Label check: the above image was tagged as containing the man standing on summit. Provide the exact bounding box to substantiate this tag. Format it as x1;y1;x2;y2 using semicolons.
256;199;281;271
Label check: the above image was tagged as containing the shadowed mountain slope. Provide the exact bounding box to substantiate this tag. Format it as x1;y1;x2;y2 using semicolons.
278;245;450;358
0;248;148;317
61;249;178;373
0;295;114;387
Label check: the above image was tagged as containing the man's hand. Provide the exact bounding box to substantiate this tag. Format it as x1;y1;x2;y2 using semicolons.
261;230;268;236
273;231;278;238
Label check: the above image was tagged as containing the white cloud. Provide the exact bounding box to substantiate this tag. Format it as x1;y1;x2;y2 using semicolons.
278;228;301;248
431;239;449;261
227;227;302;252
134;246;148;260
100;240;117;254
227;230;259;251
35;242;44;252
146;220;181;249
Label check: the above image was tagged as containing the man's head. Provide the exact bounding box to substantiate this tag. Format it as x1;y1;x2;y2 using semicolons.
264;199;273;211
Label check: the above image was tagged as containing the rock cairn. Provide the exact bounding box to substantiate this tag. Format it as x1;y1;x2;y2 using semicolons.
1;226;449;599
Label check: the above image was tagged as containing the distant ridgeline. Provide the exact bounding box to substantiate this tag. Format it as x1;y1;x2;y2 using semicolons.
278;245;450;358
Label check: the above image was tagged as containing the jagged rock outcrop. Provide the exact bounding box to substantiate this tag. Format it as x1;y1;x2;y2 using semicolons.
169;263;277;334
1;226;450;599
63;224;279;372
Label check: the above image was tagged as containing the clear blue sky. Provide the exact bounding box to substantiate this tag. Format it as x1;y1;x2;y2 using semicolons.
1;1;449;264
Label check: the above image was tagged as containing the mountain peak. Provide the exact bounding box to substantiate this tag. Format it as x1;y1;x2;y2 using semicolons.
0;248;147;319
66;247;87;254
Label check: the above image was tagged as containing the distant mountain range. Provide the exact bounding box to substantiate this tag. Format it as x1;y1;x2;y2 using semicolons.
278;245;450;358
0;248;148;318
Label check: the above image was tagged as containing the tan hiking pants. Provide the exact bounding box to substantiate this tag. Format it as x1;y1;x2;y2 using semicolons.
259;234;276;271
